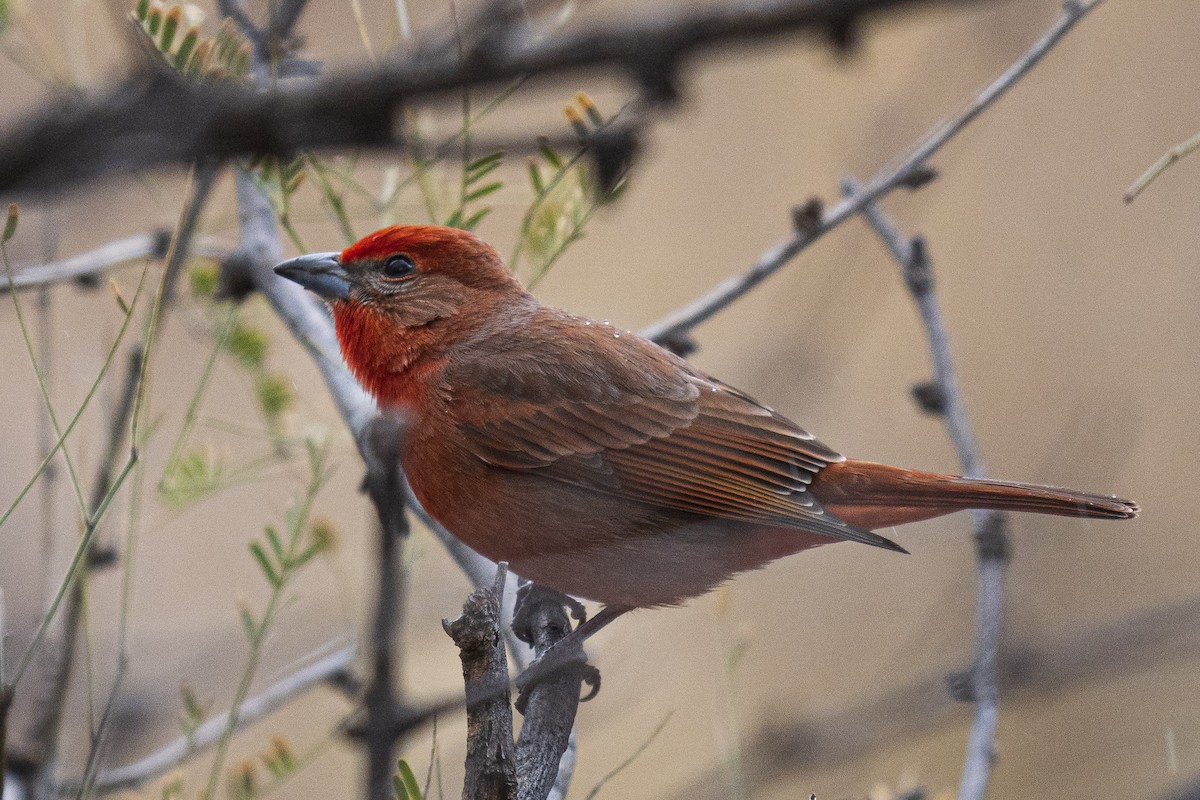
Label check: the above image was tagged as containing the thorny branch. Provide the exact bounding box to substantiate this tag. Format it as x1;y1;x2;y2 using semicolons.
0;0;986;198
843;175;1008;800
642;0;1106;347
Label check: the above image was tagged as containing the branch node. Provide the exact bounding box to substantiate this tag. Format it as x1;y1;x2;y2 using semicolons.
590;126;640;197
898;164;939;190
791;197;824;237
946;669;976;702
910;380;946;415
902;235;933;294
973;512;1011;565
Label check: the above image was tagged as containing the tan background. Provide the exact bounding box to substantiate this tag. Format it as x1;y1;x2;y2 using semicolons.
1;0;1198;798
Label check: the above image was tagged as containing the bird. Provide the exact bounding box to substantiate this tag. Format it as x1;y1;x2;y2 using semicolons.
275;224;1138;623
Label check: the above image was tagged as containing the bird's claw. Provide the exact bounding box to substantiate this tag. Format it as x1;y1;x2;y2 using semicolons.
514;640;601;714
512;582;587;645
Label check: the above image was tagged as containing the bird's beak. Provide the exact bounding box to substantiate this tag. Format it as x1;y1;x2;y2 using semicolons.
273;252;351;301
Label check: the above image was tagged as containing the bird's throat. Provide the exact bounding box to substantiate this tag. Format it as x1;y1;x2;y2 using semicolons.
332;302;443;409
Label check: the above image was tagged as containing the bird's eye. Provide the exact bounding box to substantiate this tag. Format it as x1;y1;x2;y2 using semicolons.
383;254;416;279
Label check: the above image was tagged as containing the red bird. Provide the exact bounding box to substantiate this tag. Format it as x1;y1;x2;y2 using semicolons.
276;225;1137;615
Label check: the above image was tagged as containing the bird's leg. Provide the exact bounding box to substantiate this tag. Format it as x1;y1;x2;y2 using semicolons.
511;587;631;713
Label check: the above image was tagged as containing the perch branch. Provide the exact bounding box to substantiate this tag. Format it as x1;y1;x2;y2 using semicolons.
842;175;1008;800
642;0;1105;346
446;564;518;800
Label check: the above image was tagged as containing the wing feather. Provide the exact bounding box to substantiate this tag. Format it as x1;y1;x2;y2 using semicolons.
446;310;902;551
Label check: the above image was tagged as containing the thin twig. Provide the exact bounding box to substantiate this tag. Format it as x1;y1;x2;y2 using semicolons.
73;645;358;794
642;0;1105;346
1124;128;1200;203
842;175;1008;800
0;232;224;294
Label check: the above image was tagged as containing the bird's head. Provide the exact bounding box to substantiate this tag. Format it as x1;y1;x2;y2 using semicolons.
274;225;527;404
274;224;523;327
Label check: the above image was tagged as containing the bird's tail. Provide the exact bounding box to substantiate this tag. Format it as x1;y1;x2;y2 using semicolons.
812;459;1138;530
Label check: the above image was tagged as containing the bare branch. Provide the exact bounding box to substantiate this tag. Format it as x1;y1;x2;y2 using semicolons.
77;644;357;794
0;232;225;294
1124;128;1200;203
0;0;985;198
841;175;1008;800
643;0;1106;346
446;565;518;800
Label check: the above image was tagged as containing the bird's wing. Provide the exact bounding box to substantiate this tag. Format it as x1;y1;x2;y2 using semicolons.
443;315;902;551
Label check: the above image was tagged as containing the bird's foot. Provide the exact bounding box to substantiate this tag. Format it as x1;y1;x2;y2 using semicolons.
511;583;599;714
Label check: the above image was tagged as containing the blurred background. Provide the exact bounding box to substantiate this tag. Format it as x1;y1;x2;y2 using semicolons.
1;0;1197;797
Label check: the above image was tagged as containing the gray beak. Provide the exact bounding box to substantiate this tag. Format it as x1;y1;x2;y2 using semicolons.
273;252;351;301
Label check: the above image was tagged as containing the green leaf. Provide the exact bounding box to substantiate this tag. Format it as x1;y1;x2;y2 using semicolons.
443;209;463;229
538;138;563;169
527;160;544;194
225;322;269;368
255;372;295;420
239;606;258;640
464;181;502;203
146;5;162;35
466;152;504;183
159;6;180;52
264;525;285;564
392;776;408;800
461;207;491;231
249;541;281;588
135;0;150;22
174;28;198;70
396;759;422;800
3;203;17;243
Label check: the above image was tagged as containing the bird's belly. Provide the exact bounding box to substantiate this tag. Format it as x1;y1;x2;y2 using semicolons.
404;433;832;606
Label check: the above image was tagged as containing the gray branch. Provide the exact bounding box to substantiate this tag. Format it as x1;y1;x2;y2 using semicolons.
842;175;1009;800
642;0;1106;346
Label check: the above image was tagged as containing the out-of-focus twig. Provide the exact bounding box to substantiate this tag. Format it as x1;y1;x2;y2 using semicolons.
642;0;1106;347
0;0;986;197
842;174;1007;800
0;232;225;294
1124;129;1200;203
73;644;358;795
359;414;411;800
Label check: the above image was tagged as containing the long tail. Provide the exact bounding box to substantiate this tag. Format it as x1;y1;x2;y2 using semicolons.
811;459;1139;531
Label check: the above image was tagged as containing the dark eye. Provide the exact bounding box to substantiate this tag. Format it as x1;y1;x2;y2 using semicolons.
383;254;416;279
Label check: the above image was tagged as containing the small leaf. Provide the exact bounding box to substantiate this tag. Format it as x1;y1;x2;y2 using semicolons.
186;38;212;78
264;525;285;564
396;759;422;800
527;160;544;194
461;207;491;231
255;372;295;420
109;278;130;315
239;605;258;640
146;5;162;36
538;138;563;169
393;776;408;800
464;181;502;202
159;6;180;52
189;263;219;297
174;27;198;70
225;322;269;368
466;152;504;183
443;208;463;229
135;0;151;22
3;203;18;242
249;541;281;588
